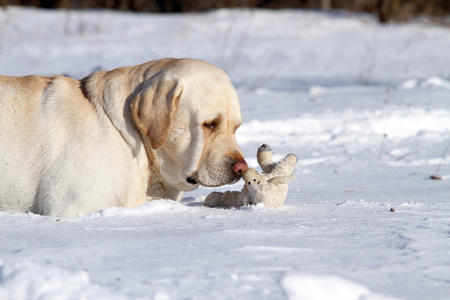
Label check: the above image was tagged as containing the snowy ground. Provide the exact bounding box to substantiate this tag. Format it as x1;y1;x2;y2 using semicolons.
1;7;449;300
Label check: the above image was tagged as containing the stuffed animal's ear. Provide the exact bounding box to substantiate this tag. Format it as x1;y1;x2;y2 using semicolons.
268;174;296;184
131;78;182;149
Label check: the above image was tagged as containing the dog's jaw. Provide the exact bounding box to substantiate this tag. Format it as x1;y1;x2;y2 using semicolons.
186;168;241;188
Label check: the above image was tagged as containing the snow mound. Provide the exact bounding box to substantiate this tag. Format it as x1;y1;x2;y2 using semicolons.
421;76;450;89
238;109;449;147
84;199;191;218
0;260;126;300
400;76;450;90
239;202;270;211
281;274;402;300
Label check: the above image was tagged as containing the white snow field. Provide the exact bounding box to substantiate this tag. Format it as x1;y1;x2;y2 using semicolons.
1;7;450;300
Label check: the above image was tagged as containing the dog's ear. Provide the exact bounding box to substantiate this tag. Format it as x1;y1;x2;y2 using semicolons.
130;78;182;149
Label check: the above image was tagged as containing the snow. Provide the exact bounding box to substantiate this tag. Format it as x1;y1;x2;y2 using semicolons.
281;274;402;300
0;260;127;300
1;6;450;300
84;200;192;219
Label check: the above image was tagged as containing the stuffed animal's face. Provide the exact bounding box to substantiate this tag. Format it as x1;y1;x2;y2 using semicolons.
242;168;267;188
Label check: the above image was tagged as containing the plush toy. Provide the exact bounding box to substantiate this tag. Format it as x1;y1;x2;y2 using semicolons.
204;144;298;208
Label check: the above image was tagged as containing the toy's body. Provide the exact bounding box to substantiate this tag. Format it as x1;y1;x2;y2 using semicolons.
204;144;297;208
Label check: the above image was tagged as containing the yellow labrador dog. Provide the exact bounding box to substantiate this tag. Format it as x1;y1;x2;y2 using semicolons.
0;58;248;217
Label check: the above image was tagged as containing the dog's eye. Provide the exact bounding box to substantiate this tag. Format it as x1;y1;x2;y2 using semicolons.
248;181;251;185
203;121;216;131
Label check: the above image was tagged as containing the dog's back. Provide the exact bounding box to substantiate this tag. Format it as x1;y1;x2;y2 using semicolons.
0;75;147;216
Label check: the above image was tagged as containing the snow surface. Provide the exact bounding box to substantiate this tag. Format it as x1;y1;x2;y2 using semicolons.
1;7;450;300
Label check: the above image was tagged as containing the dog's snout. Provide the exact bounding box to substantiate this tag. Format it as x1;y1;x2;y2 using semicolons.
232;159;248;174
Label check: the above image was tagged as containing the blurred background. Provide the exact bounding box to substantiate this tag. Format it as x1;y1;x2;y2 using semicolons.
2;0;450;23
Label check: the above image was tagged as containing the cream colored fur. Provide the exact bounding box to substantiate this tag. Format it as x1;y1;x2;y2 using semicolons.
204;144;298;208
0;58;246;217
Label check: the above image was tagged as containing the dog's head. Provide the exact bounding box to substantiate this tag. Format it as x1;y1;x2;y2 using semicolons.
129;58;247;192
